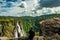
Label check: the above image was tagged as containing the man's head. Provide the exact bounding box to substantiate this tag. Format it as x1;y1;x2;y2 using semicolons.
30;27;33;30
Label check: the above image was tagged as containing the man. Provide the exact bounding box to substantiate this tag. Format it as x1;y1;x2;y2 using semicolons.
28;28;35;40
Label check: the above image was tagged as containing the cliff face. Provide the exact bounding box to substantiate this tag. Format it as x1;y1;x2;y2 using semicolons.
40;17;60;40
0;20;15;38
0;20;25;38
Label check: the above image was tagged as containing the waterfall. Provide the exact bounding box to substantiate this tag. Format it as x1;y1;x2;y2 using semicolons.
14;22;24;38
14;29;18;38
17;22;24;37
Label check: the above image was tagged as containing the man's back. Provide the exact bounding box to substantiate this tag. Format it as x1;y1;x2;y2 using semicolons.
28;28;35;40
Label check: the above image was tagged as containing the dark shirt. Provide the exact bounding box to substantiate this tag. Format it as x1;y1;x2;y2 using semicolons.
28;29;35;40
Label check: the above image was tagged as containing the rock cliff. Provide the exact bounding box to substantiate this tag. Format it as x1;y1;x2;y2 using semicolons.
40;17;60;40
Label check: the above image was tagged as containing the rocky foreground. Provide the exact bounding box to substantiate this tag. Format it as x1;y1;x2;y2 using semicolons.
0;36;44;40
40;17;60;40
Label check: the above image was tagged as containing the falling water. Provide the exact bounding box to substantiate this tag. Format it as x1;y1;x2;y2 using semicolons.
17;22;24;37
14;22;24;38
14;29;18;38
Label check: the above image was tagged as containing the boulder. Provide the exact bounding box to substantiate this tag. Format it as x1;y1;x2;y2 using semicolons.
40;17;60;40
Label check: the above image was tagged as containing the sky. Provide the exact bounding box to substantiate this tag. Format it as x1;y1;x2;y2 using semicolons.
0;0;60;17
40;0;60;7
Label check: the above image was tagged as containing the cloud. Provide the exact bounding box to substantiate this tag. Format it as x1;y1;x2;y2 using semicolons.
40;0;60;7
0;2;13;8
6;0;17;2
0;0;22;8
1;2;13;8
0;0;60;17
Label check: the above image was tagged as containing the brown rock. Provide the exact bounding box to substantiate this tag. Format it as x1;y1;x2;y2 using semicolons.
40;17;60;40
0;37;8;40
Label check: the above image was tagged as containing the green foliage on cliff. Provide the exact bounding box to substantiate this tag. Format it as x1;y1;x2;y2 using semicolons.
0;14;60;38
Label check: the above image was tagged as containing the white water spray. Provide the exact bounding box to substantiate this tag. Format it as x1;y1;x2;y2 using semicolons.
14;29;18;38
17;22;24;37
14;22;24;38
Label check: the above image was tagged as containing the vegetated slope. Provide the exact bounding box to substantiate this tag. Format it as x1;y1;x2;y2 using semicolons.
0;14;60;38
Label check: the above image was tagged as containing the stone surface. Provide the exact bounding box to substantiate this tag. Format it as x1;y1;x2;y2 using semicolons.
0;37;8;40
33;36;44;40
40;17;60;40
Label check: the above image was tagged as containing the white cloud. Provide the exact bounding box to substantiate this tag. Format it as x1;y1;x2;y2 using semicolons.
7;7;25;14
0;0;60;17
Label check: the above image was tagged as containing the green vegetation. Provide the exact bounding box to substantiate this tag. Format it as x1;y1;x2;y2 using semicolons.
0;14;60;38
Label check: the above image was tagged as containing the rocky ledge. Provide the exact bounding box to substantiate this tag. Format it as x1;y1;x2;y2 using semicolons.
40;17;60;40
